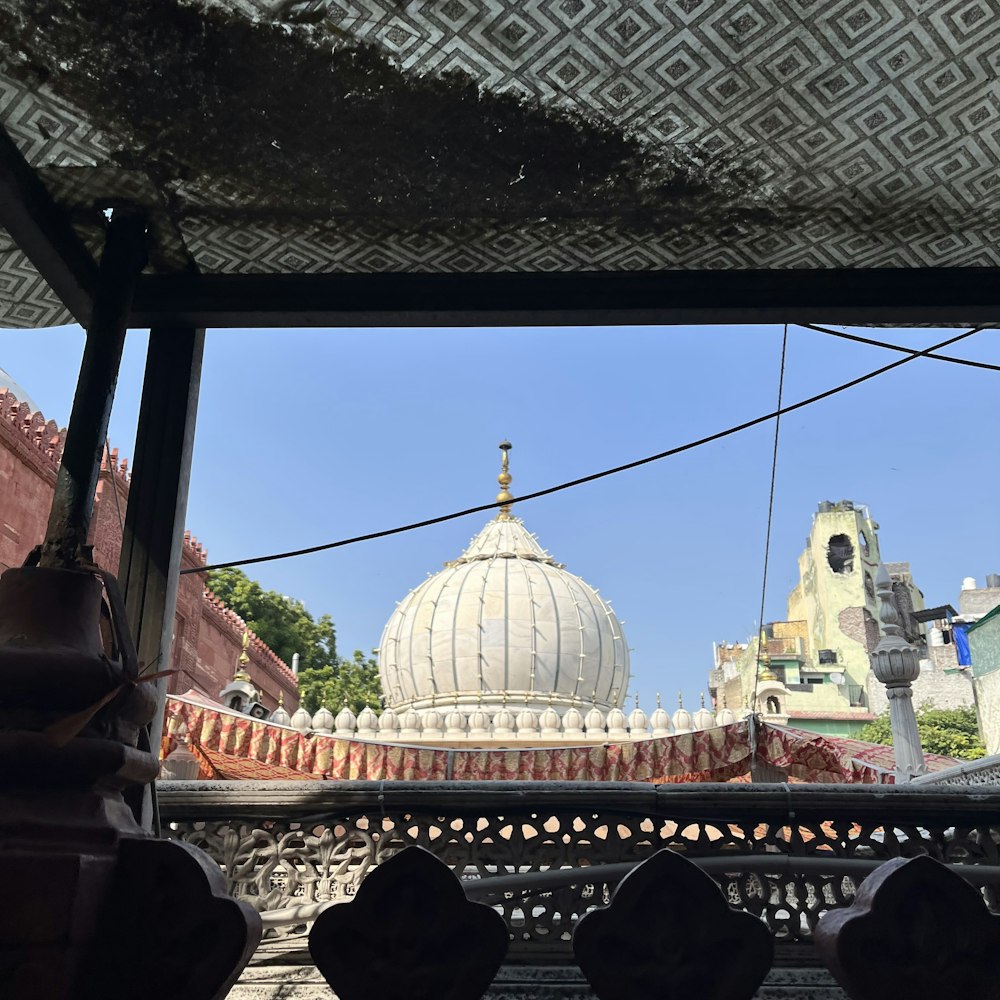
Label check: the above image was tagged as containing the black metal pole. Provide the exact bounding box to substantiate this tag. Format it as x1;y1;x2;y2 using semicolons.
119;325;205;830
40;212;147;569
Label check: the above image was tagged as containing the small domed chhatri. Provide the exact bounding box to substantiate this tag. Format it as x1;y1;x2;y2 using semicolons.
377;443;630;718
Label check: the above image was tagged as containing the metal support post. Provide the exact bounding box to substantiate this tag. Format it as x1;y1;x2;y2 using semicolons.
39;213;147;569
119;326;205;830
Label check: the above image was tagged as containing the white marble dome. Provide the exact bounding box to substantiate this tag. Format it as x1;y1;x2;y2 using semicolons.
378;509;630;716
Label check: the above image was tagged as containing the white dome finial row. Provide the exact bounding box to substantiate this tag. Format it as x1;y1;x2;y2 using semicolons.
270;693;754;742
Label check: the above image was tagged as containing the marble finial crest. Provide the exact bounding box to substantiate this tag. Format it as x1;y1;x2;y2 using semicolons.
573;849;773;1000
814;856;1000;1000
309;847;508;1000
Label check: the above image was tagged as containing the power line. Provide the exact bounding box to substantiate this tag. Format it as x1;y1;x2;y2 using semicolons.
752;325;788;713
182;327;984;576
800;323;1000;372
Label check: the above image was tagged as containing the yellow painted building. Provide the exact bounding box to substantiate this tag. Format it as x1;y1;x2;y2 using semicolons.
711;501;926;737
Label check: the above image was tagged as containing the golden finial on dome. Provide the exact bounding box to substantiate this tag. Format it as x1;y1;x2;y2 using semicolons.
496;440;514;519
234;629;252;682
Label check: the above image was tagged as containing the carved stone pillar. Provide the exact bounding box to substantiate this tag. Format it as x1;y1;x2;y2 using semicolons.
0;567;261;999
870;563;926;782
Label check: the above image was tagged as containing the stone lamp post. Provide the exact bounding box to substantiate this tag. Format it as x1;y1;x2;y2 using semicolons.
870;563;926;782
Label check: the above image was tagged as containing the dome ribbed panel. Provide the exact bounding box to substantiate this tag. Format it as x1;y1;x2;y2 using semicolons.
479;558;507;698
378;516;630;714
458;518;552;563
532;558;563;696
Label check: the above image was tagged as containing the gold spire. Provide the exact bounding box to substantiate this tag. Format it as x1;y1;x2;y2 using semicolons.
234;629;252;682
496;440;514;519
757;628;777;682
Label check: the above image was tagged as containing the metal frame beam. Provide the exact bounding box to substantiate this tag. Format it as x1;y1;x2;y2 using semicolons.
119;325;205;830
0;126;98;326
40;213;146;569
127;268;1000;329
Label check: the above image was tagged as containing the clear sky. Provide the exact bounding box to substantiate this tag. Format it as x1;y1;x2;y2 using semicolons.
0;322;996;713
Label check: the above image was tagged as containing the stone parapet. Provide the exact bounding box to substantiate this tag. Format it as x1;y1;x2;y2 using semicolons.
283;696;742;742
0;382;297;711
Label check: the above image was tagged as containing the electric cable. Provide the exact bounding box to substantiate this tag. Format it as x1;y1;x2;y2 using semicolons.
182;326;983;576
799;323;1000;372
752;325;788;713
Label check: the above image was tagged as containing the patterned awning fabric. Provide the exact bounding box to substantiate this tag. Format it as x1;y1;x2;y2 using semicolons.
3;0;1000;327
162;696;959;784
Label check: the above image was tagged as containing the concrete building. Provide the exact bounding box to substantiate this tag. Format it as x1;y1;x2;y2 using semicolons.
971;606;1000;754
867;574;1000;721
711;501;925;737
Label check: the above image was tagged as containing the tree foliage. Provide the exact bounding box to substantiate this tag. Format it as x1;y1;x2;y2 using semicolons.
858;705;986;761
206;567;336;672
297;650;384;715
205;567;384;714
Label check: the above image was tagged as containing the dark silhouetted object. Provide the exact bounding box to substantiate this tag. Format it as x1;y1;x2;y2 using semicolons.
309;846;509;1000
573;848;773;1000
815;855;1000;1000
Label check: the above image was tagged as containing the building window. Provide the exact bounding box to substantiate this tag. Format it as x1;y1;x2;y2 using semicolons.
766;696;781;714
848;685;868;708
827;534;854;574
818;649;837;664
859;530;870;556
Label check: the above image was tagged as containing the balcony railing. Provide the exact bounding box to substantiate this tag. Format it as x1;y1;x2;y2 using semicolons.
160;780;1000;963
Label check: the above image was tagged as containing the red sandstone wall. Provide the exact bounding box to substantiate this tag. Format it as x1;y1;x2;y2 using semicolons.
0;390;63;571
0;385;298;711
90;453;129;573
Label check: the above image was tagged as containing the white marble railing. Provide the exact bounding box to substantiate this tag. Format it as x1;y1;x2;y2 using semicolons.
270;698;752;742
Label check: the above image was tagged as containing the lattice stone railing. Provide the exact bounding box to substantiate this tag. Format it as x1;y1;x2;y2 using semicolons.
912;754;1000;787
159;781;1000;961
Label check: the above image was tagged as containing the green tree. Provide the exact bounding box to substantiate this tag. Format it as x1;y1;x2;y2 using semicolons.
859;705;986;761
206;567;336;672
298;650;383;715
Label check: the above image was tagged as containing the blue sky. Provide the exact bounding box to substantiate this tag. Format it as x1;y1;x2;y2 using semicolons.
1;323;996;712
